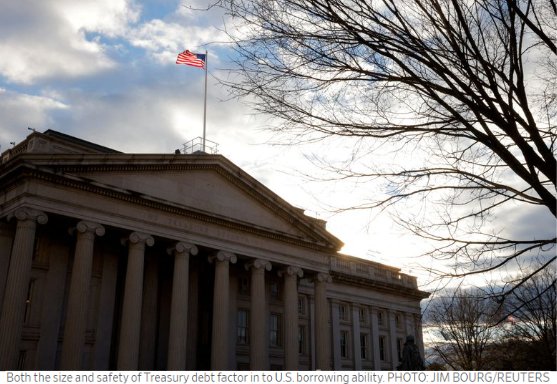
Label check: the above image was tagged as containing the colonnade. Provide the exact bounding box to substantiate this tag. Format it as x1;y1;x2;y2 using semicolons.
0;207;333;371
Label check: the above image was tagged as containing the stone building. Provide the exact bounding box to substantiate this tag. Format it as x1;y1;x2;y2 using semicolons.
0;130;429;371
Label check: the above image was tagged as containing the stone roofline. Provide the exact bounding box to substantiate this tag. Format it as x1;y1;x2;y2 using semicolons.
1;129;429;297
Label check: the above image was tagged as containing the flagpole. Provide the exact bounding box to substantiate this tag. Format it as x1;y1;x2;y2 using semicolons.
203;50;208;152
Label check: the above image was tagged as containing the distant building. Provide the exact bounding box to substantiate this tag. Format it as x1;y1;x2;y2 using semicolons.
0;130;429;371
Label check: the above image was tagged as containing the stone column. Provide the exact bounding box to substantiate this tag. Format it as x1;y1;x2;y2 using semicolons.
0;221;15;319
167;242;198;370
37;242;71;370
331;301;341;370
370;308;381;370
309;297;316;369
314;272;332;370
0;208;47;370
352;306;362;370
93;251;119;370
388;310;399;369
60;221;105;370
138;256;159;370
415;314;425;359
279;266;303;371
186;266;200;370
117;232;154;370
246;259;272;370
209;251;237;370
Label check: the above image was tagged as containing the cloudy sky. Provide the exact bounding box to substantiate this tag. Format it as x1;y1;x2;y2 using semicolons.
0;0;399;256
0;0;554;290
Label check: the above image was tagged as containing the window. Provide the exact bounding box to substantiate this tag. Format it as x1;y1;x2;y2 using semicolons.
360;334;368;360
237;310;249;344
270;314;281;346
377;311;384;326
340;331;348;358
339;305;347;321
298;326;305;354
24;281;35;324
298;297;305;315
379;336;386;361
397;338;404;362
32;238;40;260
270;282;280;300
359;308;366;324
238;277;249;295
395;314;402;329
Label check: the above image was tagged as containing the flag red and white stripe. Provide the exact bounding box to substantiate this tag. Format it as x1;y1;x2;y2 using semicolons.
176;50;206;69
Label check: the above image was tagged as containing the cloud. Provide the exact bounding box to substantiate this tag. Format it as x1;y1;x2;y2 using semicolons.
0;0;139;84
58;0;140;38
125;2;230;65
127;19;225;64
499;204;556;241
0;88;68;145
3;71;262;156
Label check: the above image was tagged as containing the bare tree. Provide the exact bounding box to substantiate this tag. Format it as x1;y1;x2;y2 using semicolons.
215;0;556;299
497;268;557;369
428;271;556;370
429;290;500;370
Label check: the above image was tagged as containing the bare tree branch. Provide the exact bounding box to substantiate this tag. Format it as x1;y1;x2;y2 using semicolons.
215;0;557;304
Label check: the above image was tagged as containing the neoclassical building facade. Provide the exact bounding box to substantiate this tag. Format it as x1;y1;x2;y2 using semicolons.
0;130;429;371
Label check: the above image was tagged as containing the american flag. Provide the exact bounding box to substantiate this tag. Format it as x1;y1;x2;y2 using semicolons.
176;50;206;69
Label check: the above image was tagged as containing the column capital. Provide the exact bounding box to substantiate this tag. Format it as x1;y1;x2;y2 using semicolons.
278;266;303;278
167;242;198;256
245;259;272;272
209;250;237;264
8;207;48;225
69;221;105;236
313;272;332;283
121;232;154;247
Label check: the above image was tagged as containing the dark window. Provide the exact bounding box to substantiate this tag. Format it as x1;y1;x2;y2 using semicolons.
24;281;34;324
359;308;366;323
238;277;249;295
378;311;384;326
237;310;249;344
395;314;401;329
298;297;305;315
32;238;40;260
298;326;305;354
339;305;347;321
360;334;368;360
397;338;404;362
379;336;386;361
270;282;280;300
270;313;281;346
340;331;348;358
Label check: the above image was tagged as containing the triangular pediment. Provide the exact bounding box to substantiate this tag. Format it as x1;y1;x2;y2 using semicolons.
78;168;310;237
24;154;343;249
